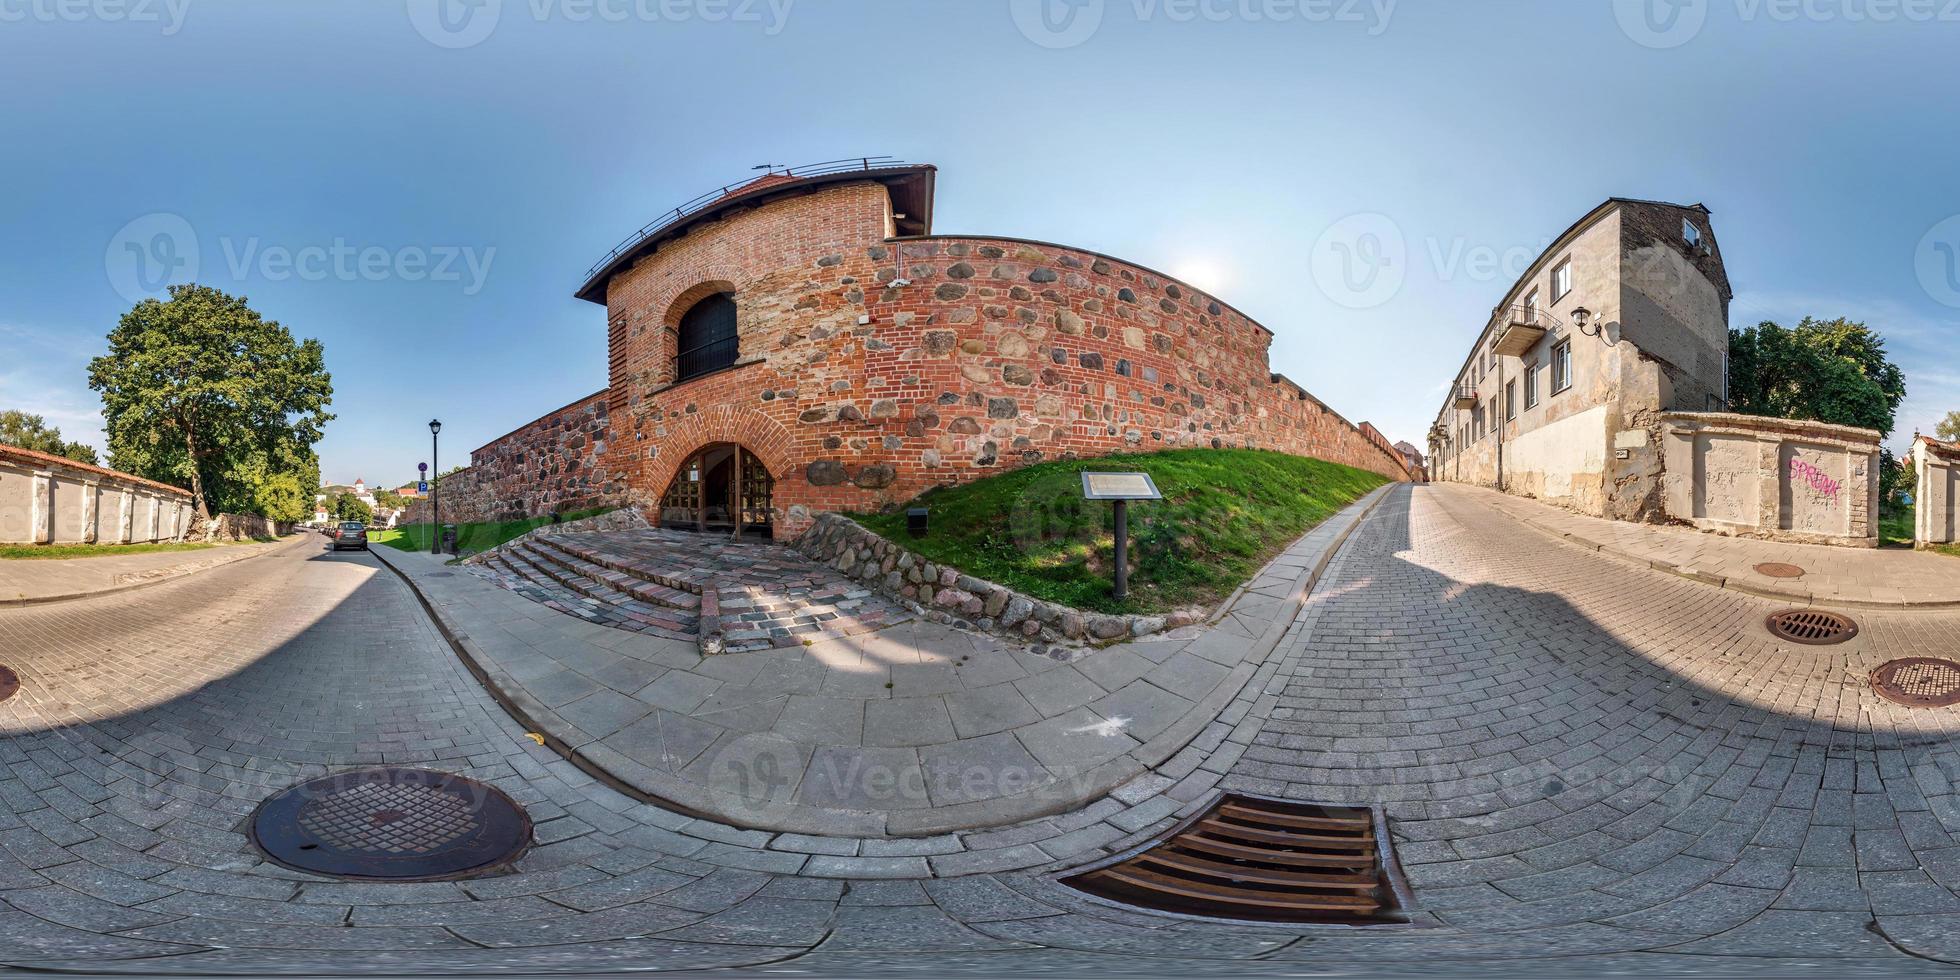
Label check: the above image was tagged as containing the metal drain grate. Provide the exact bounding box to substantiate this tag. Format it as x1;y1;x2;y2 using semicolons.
1753;562;1806;579
1872;658;1960;708
1062;794;1407;924
0;666;17;704
1765;609;1859;645
250;768;531;881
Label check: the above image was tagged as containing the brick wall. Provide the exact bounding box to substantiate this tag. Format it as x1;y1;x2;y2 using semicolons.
401;389;620;525
598;180;1410;538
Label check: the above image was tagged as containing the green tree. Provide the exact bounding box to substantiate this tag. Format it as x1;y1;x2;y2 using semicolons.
1727;317;1907;434
88;285;333;519
330;492;373;523
374;490;407;512
0;410;101;466
1938;410;1960;443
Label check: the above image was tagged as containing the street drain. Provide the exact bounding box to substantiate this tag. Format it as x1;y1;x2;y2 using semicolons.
1871;658;1960;708
1062;794;1407;924
1765;609;1859;645
0;666;17;704
249;767;531;881
1753;562;1806;579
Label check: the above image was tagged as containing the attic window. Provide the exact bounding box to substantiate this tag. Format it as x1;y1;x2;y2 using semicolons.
1683;219;1702;250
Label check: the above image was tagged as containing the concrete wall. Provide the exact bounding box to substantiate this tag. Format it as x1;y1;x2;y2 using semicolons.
1660;413;1881;547
597;180;1411;539
0;443;194;545
1916;436;1958;547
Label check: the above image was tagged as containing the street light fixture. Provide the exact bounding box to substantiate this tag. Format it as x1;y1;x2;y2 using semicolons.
429;419;442;554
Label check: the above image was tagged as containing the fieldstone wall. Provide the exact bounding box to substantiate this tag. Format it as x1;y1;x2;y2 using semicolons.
197;512;287;542
794;512;1202;648
402;389;624;525
599;180;1411;539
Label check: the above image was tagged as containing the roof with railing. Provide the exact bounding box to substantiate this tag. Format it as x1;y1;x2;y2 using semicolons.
574;157;936;304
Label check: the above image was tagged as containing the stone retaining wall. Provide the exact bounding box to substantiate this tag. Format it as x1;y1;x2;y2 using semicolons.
793;512;1200;647
197;512;287;542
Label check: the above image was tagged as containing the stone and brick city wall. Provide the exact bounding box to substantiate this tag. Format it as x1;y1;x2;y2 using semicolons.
402;389;621;526
424;173;1411;540
597;179;1409;539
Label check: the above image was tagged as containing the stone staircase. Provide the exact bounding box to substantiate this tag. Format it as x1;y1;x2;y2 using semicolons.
469;527;914;655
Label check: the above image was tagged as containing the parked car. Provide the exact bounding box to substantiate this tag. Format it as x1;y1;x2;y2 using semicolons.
330;521;369;551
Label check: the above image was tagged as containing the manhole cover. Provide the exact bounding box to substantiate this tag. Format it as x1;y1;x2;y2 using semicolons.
1062;794;1407;924
1765;609;1859;645
249;768;530;881
0;666;17;703
1753;562;1806;579
1872;658;1960;708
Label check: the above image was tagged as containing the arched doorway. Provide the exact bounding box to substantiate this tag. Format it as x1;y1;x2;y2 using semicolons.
658;443;774;537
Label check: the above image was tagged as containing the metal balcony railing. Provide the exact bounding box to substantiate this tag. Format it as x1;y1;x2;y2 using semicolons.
584;156;913;282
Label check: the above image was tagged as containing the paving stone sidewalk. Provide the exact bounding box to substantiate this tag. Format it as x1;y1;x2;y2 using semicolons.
0;534;299;604
2;486;1960;973
372;486;1392;838
1459;484;1960;608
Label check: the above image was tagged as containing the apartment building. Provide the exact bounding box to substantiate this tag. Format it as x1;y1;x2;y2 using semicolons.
1427;199;1732;522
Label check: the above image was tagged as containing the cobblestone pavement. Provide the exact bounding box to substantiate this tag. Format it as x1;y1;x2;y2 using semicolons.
0;489;1958;974
1465;484;1960;608
474;528;914;652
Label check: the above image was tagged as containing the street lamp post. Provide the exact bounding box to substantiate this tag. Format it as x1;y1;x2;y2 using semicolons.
429;419;442;554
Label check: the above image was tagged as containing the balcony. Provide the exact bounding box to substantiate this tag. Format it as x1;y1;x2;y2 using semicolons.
1490;304;1559;358
1452;386;1478;410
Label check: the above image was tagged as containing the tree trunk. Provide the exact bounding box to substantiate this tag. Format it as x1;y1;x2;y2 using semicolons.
183;420;211;520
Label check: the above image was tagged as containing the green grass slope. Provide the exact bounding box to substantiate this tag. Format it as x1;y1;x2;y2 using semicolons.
854;448;1389;615
376;506;615;556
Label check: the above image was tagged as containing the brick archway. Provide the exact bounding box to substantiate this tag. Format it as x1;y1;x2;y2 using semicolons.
642;404;797;505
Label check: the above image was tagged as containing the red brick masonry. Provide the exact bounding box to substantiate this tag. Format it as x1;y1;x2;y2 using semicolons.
423;175;1410;537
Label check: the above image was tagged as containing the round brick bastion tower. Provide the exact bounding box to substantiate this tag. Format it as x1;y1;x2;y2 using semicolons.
434;161;1412;540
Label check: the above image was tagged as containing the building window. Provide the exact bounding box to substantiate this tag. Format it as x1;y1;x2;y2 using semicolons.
1505;380;1518;421
1551;339;1573;394
1683;219;1702;250
1551;259;1572;303
1524;361;1540;409
674;292;739;382
1523;287;1539;320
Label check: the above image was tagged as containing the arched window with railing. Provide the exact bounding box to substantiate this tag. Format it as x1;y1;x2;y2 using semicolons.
674;292;738;382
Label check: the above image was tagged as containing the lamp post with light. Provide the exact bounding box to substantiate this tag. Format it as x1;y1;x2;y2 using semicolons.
429;419;442;554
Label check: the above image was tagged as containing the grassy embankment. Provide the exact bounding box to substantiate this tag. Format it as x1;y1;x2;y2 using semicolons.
853;448;1390;615
372;506;615;556
0;538;276;560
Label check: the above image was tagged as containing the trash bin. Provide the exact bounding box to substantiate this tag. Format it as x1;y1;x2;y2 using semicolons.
441;525;458;556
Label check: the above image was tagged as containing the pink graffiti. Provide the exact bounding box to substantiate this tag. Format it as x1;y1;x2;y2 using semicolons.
1788;458;1840;499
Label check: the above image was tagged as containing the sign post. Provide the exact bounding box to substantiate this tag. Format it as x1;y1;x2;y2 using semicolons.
1080;472;1163;603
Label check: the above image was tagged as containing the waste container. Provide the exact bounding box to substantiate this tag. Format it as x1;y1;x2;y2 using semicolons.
441;525;458;556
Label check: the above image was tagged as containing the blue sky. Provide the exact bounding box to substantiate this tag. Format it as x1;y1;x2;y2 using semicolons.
2;0;1956;487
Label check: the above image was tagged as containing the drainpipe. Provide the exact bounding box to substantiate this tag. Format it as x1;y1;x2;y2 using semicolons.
1495;359;1506;493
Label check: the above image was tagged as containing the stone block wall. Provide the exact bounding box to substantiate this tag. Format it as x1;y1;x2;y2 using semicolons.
794;512;1201;648
1659;412;1882;547
0;442;194;545
599;180;1410;539
402;389;622;525
1915;436;1958;547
